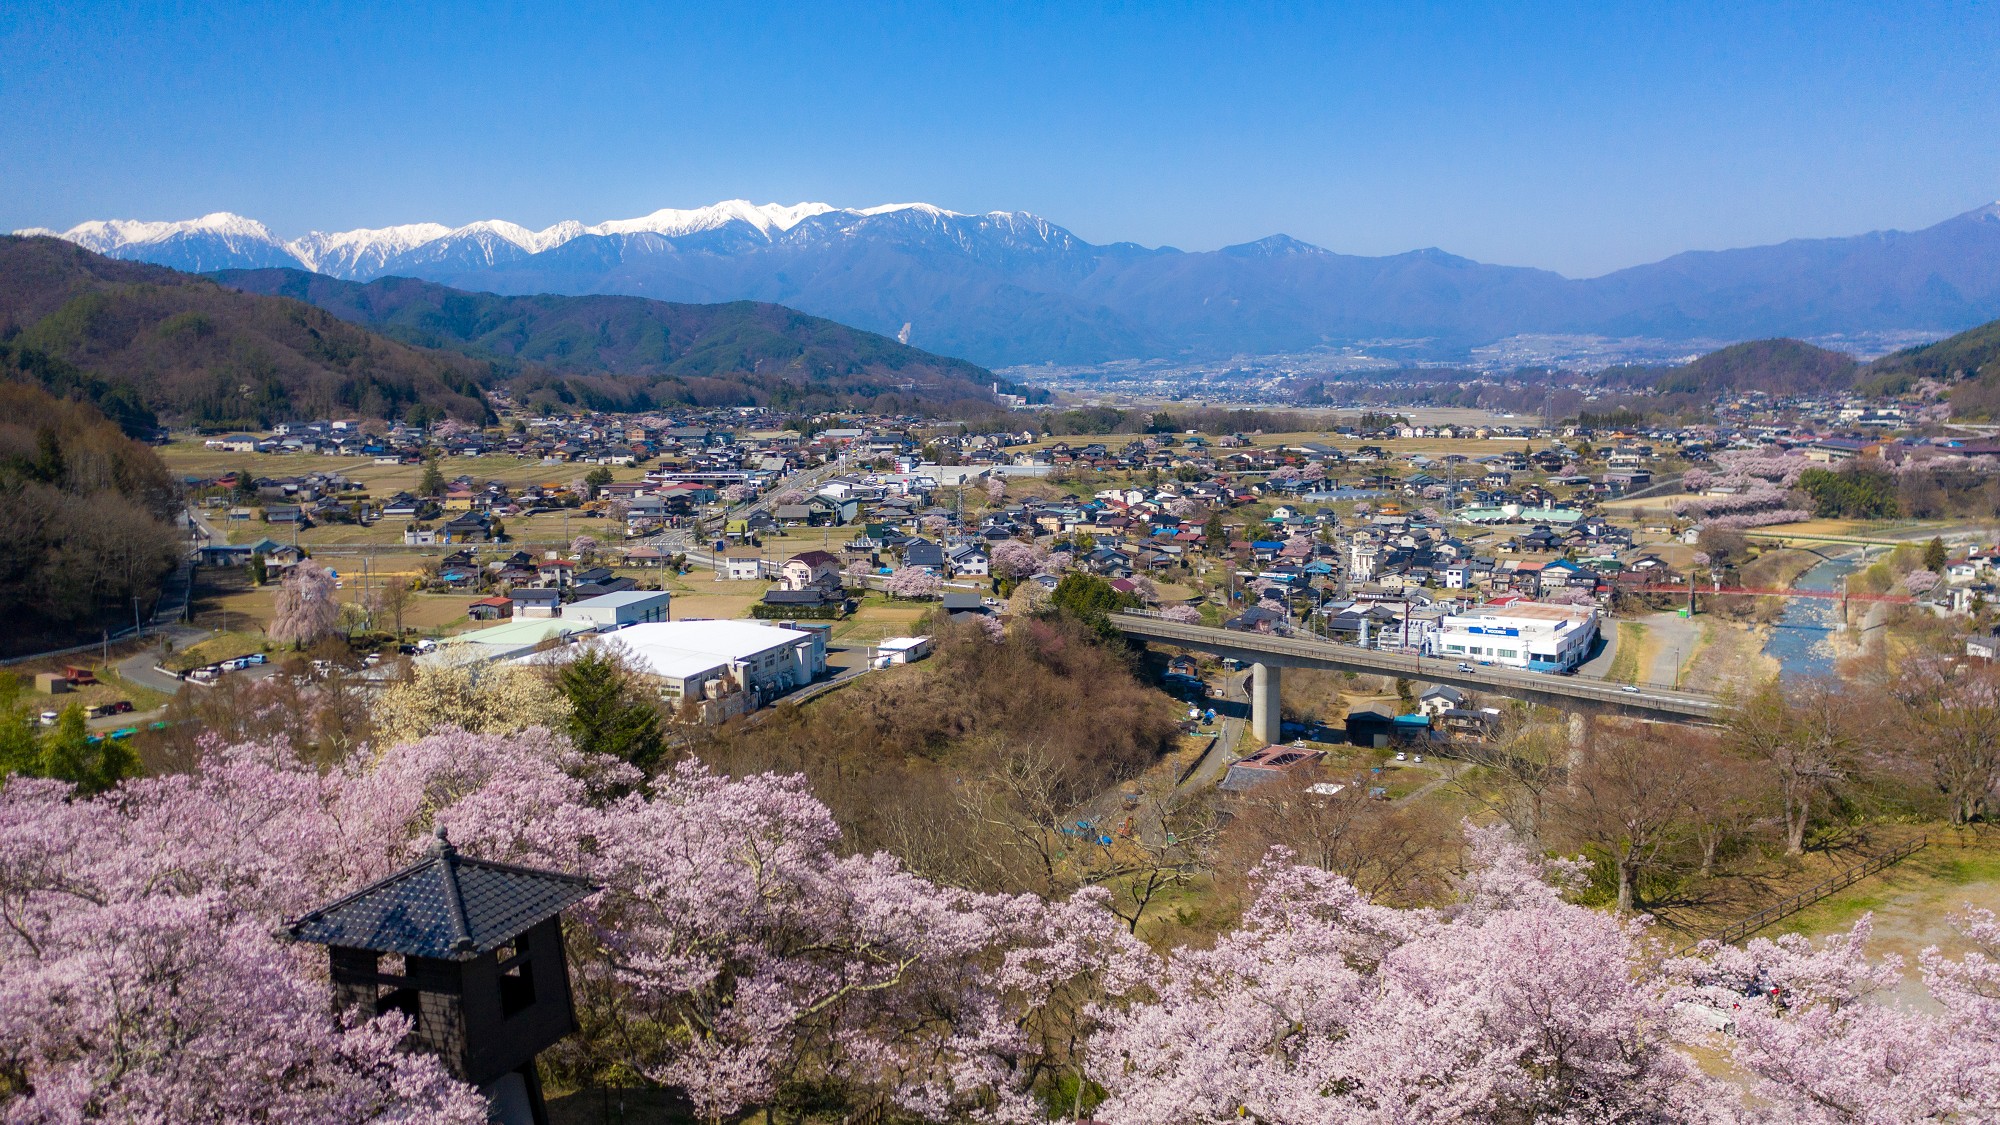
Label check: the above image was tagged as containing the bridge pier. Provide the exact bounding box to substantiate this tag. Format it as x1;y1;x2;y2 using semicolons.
1251;662;1282;747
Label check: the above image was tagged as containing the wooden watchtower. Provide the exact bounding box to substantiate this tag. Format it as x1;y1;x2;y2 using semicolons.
284;827;600;1125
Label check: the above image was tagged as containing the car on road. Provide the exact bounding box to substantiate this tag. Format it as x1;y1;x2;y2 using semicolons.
1457;662;1473;672
1620;684;1642;693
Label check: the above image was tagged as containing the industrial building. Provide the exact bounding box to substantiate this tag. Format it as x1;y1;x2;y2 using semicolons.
521;620;826;714
424;592;672;667
1425;600;1599;672
561;591;671;629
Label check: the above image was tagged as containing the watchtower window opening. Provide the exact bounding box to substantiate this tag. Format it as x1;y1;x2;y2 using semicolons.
365;951;422;1029
497;935;536;1017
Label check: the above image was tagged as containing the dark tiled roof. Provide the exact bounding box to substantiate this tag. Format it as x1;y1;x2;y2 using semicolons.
284;829;597;960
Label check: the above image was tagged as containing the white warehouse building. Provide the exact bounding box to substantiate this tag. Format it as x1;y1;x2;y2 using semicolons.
1426;601;1599;673
521;620;827;706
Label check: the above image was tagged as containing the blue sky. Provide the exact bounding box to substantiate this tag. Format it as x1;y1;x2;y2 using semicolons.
4;1;1998;276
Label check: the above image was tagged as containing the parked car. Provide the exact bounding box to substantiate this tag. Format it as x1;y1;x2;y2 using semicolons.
38;711;58;726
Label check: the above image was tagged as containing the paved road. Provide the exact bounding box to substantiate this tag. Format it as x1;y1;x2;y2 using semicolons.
1180;669;1250;793
115;629;207;696
1574;624;1620;680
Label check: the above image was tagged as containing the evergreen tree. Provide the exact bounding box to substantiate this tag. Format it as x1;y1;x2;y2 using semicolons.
1924;536;1949;573
36;704;138;795
1204;511;1228;550
558;648;665;772
419;458;447;498
1050;572;1142;641
0;680;41;780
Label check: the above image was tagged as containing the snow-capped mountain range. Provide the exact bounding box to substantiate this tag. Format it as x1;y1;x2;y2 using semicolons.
19;200;2000;367
17;201;1050;278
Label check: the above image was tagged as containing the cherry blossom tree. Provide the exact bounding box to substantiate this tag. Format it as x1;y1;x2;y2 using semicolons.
985;477;1006;503
1007;579;1053;616
269;561;342;648
884;567;943;600
1159;605;1203;624
989;540;1044;580
1699;509;1814;530
5;723;1998;1122
720;484;752;505
1087;828;1734;1124
372;663;572;744
571;534;601;564
1888;653;2000;824
1670;911;2000;1123
1902;568;1939;594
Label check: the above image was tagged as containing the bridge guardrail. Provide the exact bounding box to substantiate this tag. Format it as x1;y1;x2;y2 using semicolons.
1113;613;1729;719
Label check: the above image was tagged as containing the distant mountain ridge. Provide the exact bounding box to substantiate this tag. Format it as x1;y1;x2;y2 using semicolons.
0;237;1010;426
24;200;2000;367
211;268;1014;416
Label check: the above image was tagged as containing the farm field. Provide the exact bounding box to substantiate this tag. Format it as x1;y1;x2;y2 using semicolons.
157;443;659;493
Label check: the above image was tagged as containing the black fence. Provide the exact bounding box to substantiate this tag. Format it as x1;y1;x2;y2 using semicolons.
1682;835;1929;953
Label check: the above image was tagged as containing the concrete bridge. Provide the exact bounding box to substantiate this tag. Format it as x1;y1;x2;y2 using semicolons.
1114;613;1733;746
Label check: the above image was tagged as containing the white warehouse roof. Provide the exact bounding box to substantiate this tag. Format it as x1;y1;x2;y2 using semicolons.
516;620;815;681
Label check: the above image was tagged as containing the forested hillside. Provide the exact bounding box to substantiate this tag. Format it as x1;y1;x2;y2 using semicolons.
0;381;183;654
1653;338;1858;395
0;236;494;429
1864;317;2000;416
213;268;1018;415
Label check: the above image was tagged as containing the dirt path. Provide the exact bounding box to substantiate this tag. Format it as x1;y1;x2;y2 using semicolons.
1772;835;2000;1010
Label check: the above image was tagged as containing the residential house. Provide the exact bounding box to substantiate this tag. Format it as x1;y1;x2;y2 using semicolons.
947;543;990;577
781;550;844;591
512;588;563;618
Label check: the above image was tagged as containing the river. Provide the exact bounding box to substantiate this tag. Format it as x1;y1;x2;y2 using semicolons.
1759;551;1861;679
